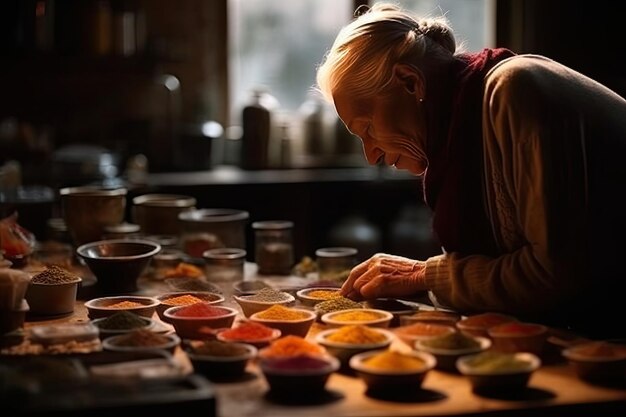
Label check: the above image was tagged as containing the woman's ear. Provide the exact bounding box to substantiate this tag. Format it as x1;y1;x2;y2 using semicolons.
392;63;424;97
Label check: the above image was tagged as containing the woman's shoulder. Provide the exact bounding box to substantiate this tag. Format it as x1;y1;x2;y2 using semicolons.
486;54;562;89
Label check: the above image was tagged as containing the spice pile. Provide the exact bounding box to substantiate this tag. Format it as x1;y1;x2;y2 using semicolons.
31;265;80;284
111;329;172;347
188;340;250;357
240;287;291;303
107;300;144;309
260;335;325;358
254;305;309;321
219;321;276;341
326;325;388;345
173;303;229;318
330;310;384;323
314;297;362;316
162;294;206;306
363;350;426;371
96;311;150;331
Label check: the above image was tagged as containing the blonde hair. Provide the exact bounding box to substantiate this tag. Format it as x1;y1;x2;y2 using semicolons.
316;3;457;103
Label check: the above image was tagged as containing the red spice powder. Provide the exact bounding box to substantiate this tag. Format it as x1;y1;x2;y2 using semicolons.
265;355;330;370
491;322;545;335
174;303;229;318
220;321;275;340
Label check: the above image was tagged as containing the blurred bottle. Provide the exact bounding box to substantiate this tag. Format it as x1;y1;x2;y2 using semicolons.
299;96;326;157
240;88;278;170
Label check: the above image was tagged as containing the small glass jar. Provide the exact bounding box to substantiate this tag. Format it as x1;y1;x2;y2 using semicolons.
252;220;294;275
202;248;246;282
315;247;358;284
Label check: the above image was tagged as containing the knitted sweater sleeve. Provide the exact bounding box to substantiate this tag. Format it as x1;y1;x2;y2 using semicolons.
422;55;589;316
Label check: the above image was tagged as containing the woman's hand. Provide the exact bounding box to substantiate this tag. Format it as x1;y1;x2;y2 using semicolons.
340;253;426;300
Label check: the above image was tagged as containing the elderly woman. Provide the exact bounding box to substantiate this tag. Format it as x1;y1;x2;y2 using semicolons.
316;3;626;338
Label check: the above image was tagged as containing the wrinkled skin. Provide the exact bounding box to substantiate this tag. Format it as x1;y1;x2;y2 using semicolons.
340;253;427;300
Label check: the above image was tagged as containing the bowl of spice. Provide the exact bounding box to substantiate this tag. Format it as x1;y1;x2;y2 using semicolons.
349;348;436;394
456;351;541;392
249;305;316;338
259;354;340;400
184;339;257;381
233;287;295;318
313;296;363;320
102;329;181;354
296;287;342;307
216;321;281;348
315;325;394;372
321;308;394;328
91;311;155;339
393;322;457;348
400;309;461;327
259;335;327;360
562;341;626;385
155;291;225;321
25;265;82;316
415;331;492;372
487;322;549;356
84;295;160;319
456;312;518;338
163;303;238;339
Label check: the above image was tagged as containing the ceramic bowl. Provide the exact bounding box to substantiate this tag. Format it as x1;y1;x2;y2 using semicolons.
155;291;225;321
487;322;549;355
84;295;160;319
320;308;393;328
163;304;238;339
393;322;457;348
259;354;340;398
296;287;342;307
249;306;316;338
76;239;161;295
315;326;394;372
399;309;461;327
562;341;626;385
415;333;492;372
456;351;541;392
102;330;181;354
25;276;82;316
456;312;518;338
349;349;436;393
184;340;257;381
232;292;295;318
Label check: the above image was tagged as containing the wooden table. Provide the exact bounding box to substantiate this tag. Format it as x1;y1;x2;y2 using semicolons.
6;267;626;417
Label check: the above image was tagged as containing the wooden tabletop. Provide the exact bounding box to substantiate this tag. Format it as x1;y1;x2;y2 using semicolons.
5;266;626;417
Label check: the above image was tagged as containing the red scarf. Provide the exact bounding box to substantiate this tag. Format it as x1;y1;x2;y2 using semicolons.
423;48;516;256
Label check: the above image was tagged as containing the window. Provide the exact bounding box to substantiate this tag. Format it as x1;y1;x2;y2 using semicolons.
228;0;494;125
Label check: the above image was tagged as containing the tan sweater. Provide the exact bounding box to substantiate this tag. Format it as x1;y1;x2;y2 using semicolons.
423;55;626;331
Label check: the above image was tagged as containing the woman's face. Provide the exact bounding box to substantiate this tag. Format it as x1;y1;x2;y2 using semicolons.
333;81;427;175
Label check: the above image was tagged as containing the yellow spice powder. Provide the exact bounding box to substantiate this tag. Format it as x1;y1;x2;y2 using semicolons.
364;350;425;371
107;300;144;309
164;294;205;306
306;290;341;299
255;304;309;320
332;310;382;322
327;325;387;344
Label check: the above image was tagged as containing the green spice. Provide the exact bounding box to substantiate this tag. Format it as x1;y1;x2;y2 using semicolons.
314;297;362;316
97;311;149;330
421;331;481;350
